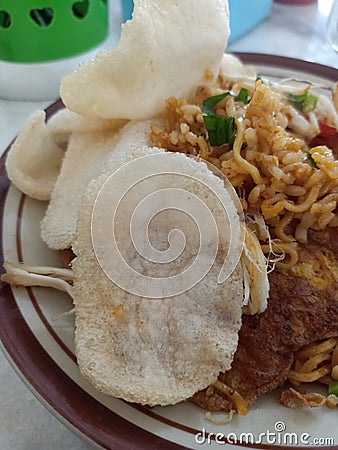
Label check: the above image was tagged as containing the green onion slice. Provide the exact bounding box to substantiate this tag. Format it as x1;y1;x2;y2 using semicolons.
306;151;318;168
328;380;338;397
288;92;318;114
202;92;231;116
202;91;248;146
235;88;249;104
203;115;236;147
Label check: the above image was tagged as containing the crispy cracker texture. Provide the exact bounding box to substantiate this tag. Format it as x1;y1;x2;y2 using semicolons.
6;111;64;201
60;0;230;120
72;150;243;406
41;119;160;250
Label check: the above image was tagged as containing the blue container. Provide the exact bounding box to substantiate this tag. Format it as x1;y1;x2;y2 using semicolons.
121;0;134;23
228;0;273;43
120;0;273;44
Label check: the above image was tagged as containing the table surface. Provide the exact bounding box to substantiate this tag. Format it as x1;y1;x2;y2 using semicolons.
0;1;337;449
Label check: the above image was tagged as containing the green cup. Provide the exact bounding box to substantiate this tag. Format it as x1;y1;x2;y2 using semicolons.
0;0;108;63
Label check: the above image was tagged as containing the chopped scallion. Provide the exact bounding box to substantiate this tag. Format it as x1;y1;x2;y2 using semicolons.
328;380;338;397
202;92;242;146
202;92;231;116
235;88;249;104
203;115;236;147
306;151;318;168
288;92;318;114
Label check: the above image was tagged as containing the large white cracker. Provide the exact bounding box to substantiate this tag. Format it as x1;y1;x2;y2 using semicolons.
60;0;230;120
72;149;243;406
6;111;64;201
41;119;160;250
46;108;127;136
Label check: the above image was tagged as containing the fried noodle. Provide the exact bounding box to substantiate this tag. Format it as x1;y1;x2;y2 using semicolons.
150;80;338;270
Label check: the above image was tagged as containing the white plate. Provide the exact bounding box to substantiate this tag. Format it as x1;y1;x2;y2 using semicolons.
0;54;337;450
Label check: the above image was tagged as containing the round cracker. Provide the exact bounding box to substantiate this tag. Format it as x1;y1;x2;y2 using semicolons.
72;149;243;406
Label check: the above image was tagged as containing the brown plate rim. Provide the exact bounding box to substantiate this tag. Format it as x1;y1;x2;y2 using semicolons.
0;53;337;450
